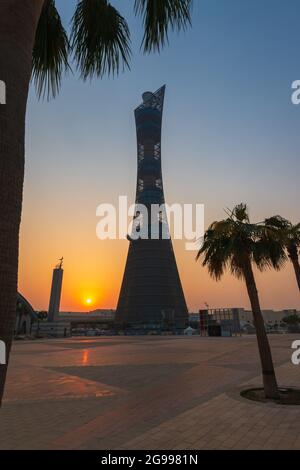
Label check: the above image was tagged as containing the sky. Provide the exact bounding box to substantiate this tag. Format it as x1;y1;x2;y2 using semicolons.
19;0;300;312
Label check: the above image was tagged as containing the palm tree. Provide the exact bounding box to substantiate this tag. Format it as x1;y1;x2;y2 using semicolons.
0;0;193;405
197;204;287;399
265;216;300;292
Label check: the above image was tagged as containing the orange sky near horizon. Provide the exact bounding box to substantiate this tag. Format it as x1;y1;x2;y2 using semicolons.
18;205;300;313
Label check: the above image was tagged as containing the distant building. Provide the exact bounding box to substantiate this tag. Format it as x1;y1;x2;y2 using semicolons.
240;309;300;328
31;321;71;338
31;258;71;338
48;258;64;322
191;308;300;335
15;293;37;336
189;312;200;324
197;308;242;336
59;310;115;329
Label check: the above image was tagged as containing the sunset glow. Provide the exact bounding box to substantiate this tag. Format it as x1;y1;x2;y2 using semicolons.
17;1;300;314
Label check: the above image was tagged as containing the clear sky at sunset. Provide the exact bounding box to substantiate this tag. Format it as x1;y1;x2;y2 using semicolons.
19;0;300;312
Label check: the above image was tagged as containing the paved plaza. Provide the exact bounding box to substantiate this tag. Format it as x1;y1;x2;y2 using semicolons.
0;334;300;450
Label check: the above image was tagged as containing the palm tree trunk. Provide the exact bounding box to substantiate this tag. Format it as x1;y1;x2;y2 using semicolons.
243;258;280;400
0;0;44;405
288;246;300;292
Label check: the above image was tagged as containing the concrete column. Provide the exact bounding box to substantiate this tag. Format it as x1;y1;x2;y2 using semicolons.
48;266;63;322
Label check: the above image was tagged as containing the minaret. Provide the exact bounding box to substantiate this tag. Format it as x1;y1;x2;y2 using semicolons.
48;258;63;322
115;86;188;330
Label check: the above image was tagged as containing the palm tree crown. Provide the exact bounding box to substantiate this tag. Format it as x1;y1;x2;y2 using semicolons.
197;204;286;281
265;215;300;291
265;215;300;257
32;0;193;99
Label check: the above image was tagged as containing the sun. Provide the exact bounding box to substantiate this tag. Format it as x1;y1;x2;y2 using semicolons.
80;292;97;309
85;297;93;306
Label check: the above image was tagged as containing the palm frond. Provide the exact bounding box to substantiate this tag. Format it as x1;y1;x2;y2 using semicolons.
265;215;300;249
253;235;286;272
291;223;300;246
197;203;287;283
265;215;291;230
134;0;193;52
233;203;249;223
32;0;70;100
71;0;131;80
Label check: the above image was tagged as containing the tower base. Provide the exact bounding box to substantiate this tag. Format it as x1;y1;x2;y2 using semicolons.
115;238;188;331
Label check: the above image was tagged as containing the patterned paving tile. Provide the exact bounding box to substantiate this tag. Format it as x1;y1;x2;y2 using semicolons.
0;334;299;450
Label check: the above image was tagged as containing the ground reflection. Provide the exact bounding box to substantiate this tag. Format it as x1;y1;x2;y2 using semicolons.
82;349;90;365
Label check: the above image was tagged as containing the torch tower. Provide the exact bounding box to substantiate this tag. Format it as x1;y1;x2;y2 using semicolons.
115;86;188;330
